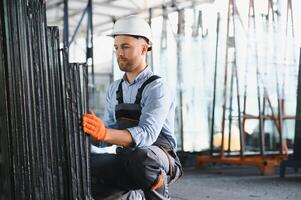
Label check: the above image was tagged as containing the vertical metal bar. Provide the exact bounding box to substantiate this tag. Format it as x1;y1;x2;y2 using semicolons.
40;2;57;197
262;96;267;152
66;62;78;199
221;0;232;158
29;2;40;197
177;9;185;151
280;0;295;155
0;1;12;198
249;0;265;156
60;46;73;200
147;8;154;71
294;48;301;160
77;64;87;198
269;4;284;154
63;0;69;47
71;63;82;198
243;1;254;153
82;64;91;198
47;26;66;200
79;63;91;198
47;27;57;199
14;0;28;198
26;1;42;197
242;100;247;151
70;62;92;199
51;27;70;200
9;0;26;197
210;13;220;156
111;17;116;80
87;0;95;109
277;76;284;155
35;2;51;196
19;0;44;198
232;0;244;157
227;65;234;154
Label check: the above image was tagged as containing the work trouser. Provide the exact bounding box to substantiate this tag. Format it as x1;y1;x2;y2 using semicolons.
90;145;182;200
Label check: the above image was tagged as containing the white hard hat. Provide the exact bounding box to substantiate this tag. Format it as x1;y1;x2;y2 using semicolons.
110;15;153;47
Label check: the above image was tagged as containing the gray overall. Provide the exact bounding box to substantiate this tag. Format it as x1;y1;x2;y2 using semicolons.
91;75;183;200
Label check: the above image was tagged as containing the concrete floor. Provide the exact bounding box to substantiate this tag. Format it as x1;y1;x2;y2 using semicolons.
169;165;301;200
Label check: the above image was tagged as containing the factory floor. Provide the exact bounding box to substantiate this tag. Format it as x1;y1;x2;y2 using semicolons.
169;165;301;200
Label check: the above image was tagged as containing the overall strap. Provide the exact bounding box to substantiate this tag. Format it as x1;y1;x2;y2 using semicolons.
116;79;124;104
135;75;161;104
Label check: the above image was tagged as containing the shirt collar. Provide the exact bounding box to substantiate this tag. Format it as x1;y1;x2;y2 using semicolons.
122;66;153;85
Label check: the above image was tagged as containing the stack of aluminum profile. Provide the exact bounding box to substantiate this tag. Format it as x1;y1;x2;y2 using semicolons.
0;0;91;199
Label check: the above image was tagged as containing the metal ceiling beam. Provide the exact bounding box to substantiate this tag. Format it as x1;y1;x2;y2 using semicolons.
93;2;135;10
69;4;89;45
57;9;87;26
49;3;135;25
93;0;214;35
47;0;214;36
93;12;116;18
68;0;135;10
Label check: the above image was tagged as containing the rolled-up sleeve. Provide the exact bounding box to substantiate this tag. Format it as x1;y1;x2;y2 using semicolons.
127;80;173;147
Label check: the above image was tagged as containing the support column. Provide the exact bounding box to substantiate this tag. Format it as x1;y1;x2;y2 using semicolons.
177;9;185;151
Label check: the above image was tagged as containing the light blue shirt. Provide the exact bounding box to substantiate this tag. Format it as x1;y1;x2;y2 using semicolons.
103;67;176;148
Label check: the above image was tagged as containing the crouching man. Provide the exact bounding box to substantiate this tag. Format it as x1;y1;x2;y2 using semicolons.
82;15;183;200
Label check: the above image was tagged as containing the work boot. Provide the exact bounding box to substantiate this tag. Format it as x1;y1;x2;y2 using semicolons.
144;171;170;200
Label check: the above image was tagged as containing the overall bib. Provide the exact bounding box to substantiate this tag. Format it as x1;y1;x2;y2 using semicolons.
91;75;182;200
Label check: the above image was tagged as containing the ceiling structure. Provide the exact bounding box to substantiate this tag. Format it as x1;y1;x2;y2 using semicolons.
46;0;215;38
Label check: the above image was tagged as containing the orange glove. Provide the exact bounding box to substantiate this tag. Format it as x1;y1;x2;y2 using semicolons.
82;112;107;141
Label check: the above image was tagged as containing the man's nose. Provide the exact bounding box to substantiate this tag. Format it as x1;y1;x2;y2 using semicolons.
116;48;125;56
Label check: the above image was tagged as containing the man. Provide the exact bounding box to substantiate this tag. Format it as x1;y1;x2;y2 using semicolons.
82;15;182;200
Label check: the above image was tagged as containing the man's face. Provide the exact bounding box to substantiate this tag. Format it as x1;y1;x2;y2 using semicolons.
114;35;148;72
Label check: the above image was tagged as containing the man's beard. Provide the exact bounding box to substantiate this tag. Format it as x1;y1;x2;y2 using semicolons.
118;58;132;72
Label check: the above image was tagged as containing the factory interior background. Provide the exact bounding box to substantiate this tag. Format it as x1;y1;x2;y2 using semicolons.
1;0;301;199
55;0;301;152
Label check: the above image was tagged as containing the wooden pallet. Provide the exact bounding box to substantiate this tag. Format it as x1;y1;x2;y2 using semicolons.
196;155;287;175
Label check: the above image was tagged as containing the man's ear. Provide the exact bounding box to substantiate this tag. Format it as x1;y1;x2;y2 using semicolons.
141;43;148;55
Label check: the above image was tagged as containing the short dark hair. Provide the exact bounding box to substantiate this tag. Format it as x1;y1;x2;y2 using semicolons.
130;35;149;44
129;35;151;51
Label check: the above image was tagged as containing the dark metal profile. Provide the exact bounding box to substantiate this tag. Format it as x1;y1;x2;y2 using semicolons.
294;48;301;161
0;0;92;199
0;2;12;199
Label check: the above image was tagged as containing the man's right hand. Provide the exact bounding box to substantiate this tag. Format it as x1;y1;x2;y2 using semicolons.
82;112;107;141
